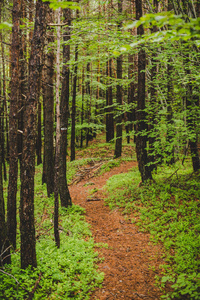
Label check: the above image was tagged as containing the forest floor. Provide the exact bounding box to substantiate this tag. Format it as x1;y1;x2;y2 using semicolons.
69;138;166;300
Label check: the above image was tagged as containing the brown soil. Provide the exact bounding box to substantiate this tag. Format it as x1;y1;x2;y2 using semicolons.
69;160;166;300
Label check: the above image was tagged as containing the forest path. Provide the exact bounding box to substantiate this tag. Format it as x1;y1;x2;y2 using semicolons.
69;160;164;300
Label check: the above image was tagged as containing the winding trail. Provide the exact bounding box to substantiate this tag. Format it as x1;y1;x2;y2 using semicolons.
69;161;164;300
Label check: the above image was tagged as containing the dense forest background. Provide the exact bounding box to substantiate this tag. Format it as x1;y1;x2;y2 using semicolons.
0;0;200;299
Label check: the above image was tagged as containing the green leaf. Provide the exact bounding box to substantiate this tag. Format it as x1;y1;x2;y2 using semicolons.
0;22;13;29
42;0;80;10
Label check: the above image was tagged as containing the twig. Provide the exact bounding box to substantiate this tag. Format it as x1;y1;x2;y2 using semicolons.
0;269;20;285
132;292;154;299
164;168;179;182
26;272;42;300
36;225;54;239
86;197;101;202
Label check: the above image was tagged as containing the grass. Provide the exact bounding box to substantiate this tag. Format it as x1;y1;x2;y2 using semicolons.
104;161;200;300
0;165;104;300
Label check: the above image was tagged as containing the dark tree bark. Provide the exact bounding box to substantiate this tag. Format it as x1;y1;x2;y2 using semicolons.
18;0;28;166
0;18;7;181
0;128;10;265
106;59;114;143
60;7;72;207
166;59;175;164
126;53;135;144
185;56;200;172
7;0;20;250
36;100;42;165
86;62;92;147
20;0;47;269
80;67;85;148
148;0;159;169
166;1;175;165
135;0;152;182
70;45;78;161
42;8;55;196
54;6;61;248
114;0;123;158
0;2;10;263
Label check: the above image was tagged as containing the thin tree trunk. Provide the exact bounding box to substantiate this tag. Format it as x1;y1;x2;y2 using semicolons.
166;60;175;164
126;53;135;144
0;0;10;265
86;62;91;147
42;8;55;196
20;0;47;269
70;45;78;161
0;26;7;181
18;0;27;166
166;0;175;164
148;0;159;169
185;55;200;172
135;0;152;182
54;6;61;248
114;0;123;158
80;66;85;148
7;0;20;250
60;7;72;207
0;118;10;264
106;59;114;142
36;100;42;165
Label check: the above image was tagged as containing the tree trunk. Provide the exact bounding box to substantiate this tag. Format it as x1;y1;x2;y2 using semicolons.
86;62;91;147
18;0;27;166
42;8;55;196
126;53;135;144
106;59;114;142
60;7;72;207
70;45;78;161
36;100;42;165
185;56;200;172
7;0;20;250
114;0;123;158
0;126;10;264
135;0;152;182
148;0;159;170
0;21;7;181
166;60;175;164
20;0;47;269
80;67;85;148
0;1;10;264
54;6;61;248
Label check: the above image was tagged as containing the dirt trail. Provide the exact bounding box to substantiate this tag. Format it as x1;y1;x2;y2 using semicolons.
69;161;164;300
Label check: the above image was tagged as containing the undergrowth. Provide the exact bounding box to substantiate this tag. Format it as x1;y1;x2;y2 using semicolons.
104;162;200;300
0;166;103;299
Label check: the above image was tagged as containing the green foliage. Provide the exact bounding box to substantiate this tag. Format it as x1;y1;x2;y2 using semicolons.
0;166;103;300
42;0;80;11
0;204;103;299
0;22;12;29
125;13;200;45
104;163;200;299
